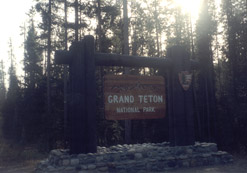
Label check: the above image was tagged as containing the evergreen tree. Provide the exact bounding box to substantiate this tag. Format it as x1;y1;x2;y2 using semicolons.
47;0;52;116
218;0;247;151
195;0;217;142
165;3;191;52
21;17;46;144
2;39;21;141
24;21;43;88
0;60;6;108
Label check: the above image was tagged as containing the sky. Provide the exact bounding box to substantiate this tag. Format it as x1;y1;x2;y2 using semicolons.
0;0;34;77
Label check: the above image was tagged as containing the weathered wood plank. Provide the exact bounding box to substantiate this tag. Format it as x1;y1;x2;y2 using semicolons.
95;53;172;68
84;35;97;153
69;41;86;154
55;49;199;69
69;36;97;154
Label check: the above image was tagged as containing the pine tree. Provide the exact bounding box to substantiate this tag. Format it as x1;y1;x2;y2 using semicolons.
24;21;43;88
7;39;19;103
2;39;21;141
218;0;247;151
21;17;46;144
74;0;79;41
0;60;6;108
47;0;52;116
195;0;217;142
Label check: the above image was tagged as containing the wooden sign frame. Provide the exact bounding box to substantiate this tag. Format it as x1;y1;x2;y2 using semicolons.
55;35;198;154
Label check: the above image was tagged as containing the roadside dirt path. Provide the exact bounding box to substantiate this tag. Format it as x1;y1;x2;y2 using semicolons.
166;157;247;173
0;164;35;173
0;156;246;173
0;160;39;173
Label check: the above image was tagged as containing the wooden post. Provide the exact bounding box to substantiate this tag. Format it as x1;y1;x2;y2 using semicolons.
167;46;195;146
68;36;97;154
84;36;97;152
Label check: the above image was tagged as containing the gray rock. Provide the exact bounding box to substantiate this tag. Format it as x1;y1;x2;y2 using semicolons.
87;164;96;170
81;165;88;170
70;158;80;165
50;150;62;156
34;142;233;173
98;166;108;172
96;156;104;162
65;166;74;171
62;159;70;166
186;148;193;154
135;153;143;159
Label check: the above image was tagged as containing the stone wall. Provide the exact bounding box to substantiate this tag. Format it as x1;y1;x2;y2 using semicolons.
36;142;233;173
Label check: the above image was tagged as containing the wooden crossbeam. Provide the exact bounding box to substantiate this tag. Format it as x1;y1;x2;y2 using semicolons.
55;50;199;69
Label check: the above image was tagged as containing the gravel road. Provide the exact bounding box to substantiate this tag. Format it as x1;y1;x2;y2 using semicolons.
0;156;246;173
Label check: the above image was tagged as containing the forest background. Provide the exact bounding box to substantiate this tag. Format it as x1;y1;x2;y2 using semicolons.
0;0;246;156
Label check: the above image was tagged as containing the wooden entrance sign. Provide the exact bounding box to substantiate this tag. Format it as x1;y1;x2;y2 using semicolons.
55;35;199;154
104;75;166;120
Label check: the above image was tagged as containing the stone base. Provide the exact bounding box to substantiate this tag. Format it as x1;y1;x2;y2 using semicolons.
35;142;233;173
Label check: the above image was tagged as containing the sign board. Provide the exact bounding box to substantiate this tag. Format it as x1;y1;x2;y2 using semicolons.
104;75;166;120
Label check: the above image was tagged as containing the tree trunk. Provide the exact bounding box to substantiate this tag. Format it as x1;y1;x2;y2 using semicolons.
154;0;160;57
47;0;51;115
123;0;131;144
96;0;102;52
75;0;79;42
64;0;69;148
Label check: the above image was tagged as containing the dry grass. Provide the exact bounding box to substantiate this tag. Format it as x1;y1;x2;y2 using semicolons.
0;140;47;167
0;116;47;167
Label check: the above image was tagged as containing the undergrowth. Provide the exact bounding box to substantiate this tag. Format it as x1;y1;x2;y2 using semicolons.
0;116;47;166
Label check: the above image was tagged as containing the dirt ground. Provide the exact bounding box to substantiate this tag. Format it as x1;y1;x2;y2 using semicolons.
0;155;247;173
0;161;37;173
165;156;247;173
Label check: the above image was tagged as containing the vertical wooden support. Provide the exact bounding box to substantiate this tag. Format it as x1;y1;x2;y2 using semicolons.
84;36;97;153
167;46;195;146
69;36;97;154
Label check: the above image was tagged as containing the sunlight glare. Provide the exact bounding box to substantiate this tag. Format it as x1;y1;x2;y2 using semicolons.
0;0;33;76
173;0;202;19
